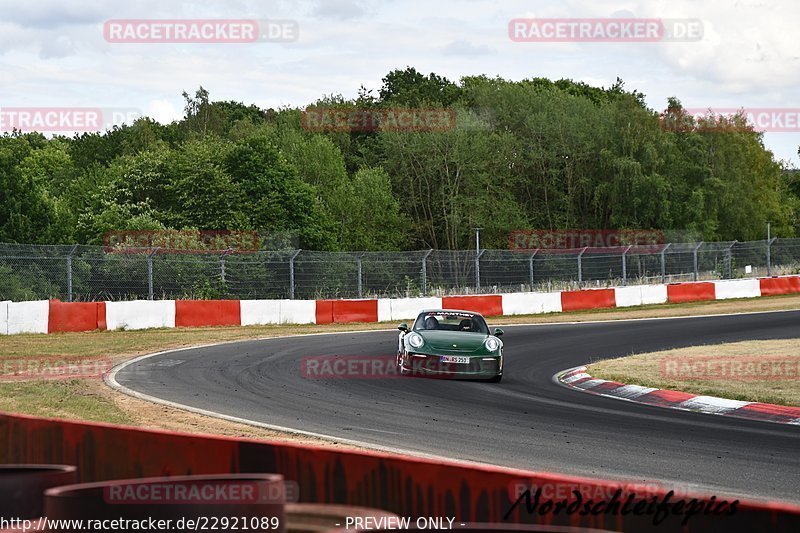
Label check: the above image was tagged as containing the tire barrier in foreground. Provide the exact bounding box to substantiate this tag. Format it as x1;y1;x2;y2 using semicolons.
44;474;288;533
0;464;76;520
0;412;798;531
0;468;399;533
1;275;799;334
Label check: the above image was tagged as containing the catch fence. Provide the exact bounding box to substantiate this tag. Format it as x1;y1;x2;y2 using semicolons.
1;239;799;301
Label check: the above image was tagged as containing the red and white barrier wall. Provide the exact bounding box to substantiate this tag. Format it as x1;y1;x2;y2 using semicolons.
3;411;798;530
1;275;799;334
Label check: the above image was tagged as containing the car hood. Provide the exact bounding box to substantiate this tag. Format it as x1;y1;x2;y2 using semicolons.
415;330;488;352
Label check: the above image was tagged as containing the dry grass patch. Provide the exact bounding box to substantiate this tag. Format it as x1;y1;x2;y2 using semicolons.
589;339;800;406
0;379;135;424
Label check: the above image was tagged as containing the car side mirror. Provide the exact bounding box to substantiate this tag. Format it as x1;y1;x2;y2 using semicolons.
398;323;409;332
493;328;504;337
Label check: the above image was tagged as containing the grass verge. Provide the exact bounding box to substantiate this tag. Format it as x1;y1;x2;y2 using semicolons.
0;380;136;424
589;339;800;406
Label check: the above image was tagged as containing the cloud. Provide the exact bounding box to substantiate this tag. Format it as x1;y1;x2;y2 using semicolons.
443;39;493;56
0;0;796;164
631;0;800;92
0;0;109;28
147;99;183;124
311;0;368;20
39;35;76;59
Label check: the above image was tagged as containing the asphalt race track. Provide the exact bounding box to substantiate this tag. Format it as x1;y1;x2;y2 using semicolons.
115;310;800;504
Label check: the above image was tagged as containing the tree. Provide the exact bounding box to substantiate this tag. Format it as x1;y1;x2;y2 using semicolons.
167;138;246;229
380;107;526;249
226;136;334;249
2;76;796;252
71;149;171;243
326;167;408;250
181;86;226;137
379;67;462;106
0;134;68;243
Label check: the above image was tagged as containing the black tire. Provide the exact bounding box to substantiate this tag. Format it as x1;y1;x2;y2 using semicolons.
487;374;502;383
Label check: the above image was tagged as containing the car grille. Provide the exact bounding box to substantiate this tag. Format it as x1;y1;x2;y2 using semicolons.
410;355;498;374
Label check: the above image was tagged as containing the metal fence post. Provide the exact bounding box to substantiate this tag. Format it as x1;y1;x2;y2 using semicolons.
528;249;539;289
357;251;365;298
693;242;704;281
475;249;485;291
621;245;632;285
67;245;77;302
726;241;737;279
219;249;232;285
766;237;777;276
421;249;433;295
147;248;159;300
289;249;301;299
660;243;671;283
577;247;587;286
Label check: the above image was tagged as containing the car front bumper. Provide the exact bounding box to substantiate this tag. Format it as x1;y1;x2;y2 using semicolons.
403;353;502;379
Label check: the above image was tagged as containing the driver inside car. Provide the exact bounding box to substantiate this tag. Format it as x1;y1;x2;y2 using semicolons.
424;316;439;330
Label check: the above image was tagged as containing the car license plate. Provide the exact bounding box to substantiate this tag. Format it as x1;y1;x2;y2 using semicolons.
441;356;469;364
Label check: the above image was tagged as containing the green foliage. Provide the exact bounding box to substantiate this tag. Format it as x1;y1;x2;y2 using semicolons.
168;138;245;229
0;263;61;300
0;134;69;243
379;67;463;106
225;135;334;249
0;76;796;254
331;166;408;250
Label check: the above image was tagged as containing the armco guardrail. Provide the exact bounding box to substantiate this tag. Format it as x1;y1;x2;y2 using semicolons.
1;275;799;334
1;411;798;531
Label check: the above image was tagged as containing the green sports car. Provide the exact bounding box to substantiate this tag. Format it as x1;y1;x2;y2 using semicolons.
396;309;504;382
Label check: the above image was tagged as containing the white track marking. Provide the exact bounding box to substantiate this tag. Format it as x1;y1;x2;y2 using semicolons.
563;372;591;383
679;396;752;414
611;384;658;399
574;379;609;389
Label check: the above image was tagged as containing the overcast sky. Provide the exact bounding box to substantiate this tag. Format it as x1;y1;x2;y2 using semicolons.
2;0;798;166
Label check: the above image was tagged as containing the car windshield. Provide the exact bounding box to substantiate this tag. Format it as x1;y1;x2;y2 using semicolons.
413;311;489;334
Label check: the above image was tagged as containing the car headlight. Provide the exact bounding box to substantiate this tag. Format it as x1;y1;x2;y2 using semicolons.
407;333;424;348
485;337;501;352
